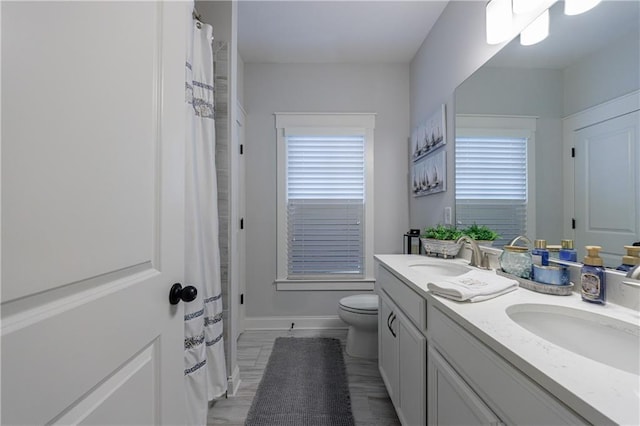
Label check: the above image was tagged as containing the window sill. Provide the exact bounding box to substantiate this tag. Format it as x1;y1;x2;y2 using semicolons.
275;279;375;291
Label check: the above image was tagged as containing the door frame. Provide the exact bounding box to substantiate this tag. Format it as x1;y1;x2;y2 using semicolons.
234;103;247;337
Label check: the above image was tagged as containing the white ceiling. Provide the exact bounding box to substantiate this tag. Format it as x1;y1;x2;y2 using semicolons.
238;1;449;63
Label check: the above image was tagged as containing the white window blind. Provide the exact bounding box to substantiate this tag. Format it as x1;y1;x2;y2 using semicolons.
286;134;365;278
455;135;528;246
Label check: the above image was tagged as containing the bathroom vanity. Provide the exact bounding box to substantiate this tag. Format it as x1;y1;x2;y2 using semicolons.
375;254;640;426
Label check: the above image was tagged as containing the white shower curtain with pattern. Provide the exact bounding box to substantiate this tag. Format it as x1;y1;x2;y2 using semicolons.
184;13;227;426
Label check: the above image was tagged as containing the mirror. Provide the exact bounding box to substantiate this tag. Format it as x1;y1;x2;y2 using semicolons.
454;0;639;267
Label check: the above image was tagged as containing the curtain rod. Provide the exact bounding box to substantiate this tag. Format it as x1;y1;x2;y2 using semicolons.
192;7;202;22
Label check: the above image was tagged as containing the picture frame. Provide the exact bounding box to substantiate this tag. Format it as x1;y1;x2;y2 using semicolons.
411;104;446;162
411;149;446;197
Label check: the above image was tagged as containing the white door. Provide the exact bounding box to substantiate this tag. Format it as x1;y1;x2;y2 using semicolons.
574;111;640;266
1;2;189;424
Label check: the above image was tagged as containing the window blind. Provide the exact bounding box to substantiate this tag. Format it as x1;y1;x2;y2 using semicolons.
455;136;528;246
286;134;365;277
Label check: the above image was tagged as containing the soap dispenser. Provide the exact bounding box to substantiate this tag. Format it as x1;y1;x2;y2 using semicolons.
616;245;640;272
532;239;549;266
559;239;578;262
581;246;606;304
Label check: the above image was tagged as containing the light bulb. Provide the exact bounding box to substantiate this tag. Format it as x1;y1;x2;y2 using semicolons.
565;0;602;15
513;0;545;15
486;0;513;45
520;9;549;46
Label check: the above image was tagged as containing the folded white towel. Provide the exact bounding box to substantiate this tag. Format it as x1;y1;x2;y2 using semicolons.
427;269;519;302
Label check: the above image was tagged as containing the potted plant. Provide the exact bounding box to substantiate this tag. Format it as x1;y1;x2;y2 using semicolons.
420;225;465;258
461;223;500;246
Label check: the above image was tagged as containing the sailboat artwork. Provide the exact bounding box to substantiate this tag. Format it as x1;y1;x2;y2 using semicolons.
411;104;446;162
410;104;447;197
412;149;446;197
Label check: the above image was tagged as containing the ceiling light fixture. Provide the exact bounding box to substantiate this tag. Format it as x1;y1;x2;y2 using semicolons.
565;0;601;15
520;9;550;46
512;0;545;15
486;0;513;44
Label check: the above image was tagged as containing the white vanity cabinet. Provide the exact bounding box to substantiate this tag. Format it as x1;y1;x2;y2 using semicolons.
374;255;632;425
376;263;426;426
427;346;503;426
427;298;588;426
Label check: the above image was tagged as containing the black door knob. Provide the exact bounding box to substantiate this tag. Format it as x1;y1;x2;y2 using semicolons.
169;283;198;305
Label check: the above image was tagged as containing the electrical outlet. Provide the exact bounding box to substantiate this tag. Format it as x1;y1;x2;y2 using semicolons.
444;207;452;225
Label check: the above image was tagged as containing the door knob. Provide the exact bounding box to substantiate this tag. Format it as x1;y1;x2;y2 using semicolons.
169;283;198;305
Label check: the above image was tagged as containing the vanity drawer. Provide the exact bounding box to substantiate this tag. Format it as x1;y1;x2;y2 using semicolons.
377;264;425;331
429;306;587;425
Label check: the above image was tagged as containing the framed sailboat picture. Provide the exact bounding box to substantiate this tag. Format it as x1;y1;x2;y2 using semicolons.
411;149;446;197
411;104;446;162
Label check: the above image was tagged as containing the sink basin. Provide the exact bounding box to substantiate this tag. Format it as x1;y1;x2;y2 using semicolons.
506;304;640;375
409;263;471;277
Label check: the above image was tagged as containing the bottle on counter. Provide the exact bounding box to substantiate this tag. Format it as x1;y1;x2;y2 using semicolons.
559;239;578;262
532;239;549;266
547;244;561;260
616;245;640;272
581;246;606;305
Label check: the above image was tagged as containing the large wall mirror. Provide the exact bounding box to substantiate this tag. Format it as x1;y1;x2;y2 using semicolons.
455;0;639;267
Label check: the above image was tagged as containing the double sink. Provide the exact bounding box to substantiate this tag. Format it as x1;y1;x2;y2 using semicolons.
408;259;640;377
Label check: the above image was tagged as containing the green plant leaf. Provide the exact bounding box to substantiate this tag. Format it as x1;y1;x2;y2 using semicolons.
461;223;500;241
421;224;464;240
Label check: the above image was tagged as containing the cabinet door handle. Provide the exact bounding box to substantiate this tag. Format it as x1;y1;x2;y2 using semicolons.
389;314;397;338
387;311;394;330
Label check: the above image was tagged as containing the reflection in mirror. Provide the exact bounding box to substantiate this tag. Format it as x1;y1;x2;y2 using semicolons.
454;0;639;267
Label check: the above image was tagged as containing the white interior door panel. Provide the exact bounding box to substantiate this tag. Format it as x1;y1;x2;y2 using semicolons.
1;2;189;424
574;110;639;266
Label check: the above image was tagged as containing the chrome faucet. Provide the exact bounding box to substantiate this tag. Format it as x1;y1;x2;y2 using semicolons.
456;235;490;269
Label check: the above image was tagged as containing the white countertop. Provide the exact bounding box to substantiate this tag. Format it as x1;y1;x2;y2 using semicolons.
375;254;640;425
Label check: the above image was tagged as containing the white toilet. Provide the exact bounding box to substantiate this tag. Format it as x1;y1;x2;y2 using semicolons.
338;294;379;359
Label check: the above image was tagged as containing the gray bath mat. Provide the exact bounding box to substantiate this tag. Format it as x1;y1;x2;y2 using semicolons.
245;337;355;426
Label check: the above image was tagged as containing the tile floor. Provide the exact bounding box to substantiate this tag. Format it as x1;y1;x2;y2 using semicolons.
207;329;401;426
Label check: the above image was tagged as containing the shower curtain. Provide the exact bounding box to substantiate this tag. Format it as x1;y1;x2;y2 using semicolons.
184;13;227;426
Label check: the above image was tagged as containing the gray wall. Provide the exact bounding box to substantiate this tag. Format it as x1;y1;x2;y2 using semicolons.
198;0;232;43
244;62;410;318
409;1;506;230
564;30;640;116
237;55;245;108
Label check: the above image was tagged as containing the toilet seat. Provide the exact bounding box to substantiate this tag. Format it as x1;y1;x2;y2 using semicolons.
339;294;378;314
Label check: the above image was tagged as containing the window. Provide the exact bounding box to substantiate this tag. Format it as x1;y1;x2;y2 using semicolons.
275;113;375;290
455;115;536;246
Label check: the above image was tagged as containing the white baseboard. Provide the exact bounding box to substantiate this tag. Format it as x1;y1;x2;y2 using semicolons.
244;315;348;330
226;365;241;397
